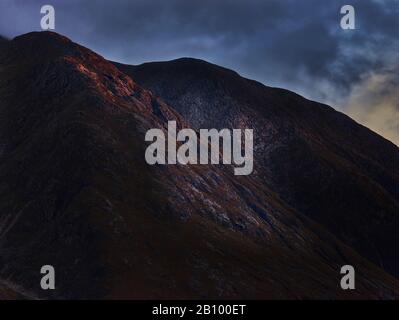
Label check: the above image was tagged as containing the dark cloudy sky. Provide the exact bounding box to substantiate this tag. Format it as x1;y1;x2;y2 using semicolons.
1;0;399;145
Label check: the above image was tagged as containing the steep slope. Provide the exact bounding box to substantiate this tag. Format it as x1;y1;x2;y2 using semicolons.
115;58;399;277
0;32;399;299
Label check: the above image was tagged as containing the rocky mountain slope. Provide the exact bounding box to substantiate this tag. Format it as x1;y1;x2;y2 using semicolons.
115;58;399;278
0;32;398;299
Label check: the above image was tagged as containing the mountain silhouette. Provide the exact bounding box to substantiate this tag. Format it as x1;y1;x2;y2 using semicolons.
0;31;398;299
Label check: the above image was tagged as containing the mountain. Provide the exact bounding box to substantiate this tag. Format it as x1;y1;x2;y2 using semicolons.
0;31;399;299
115;58;399;277
0;36;8;51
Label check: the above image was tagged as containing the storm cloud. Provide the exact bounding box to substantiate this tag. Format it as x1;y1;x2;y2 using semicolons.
1;0;399;144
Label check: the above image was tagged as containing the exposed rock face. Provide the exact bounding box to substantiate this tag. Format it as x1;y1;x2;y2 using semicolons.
115;58;399;278
0;32;398;299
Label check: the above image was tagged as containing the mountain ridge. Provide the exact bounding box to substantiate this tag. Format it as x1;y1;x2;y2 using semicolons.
114;56;399;278
0;31;398;299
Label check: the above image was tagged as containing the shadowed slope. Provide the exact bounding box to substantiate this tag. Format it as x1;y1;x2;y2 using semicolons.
115;58;399;278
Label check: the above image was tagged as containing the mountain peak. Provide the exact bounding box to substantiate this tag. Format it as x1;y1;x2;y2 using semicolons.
12;31;73;51
13;30;71;42
130;56;242;80
7;31;92;64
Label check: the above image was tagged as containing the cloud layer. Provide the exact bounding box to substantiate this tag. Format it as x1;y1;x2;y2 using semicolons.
1;0;399;144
